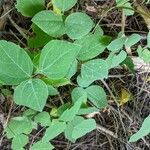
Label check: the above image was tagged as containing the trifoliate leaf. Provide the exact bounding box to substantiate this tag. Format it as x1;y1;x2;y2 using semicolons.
147;31;150;48
42;77;71;87
71;87;87;103
31;141;54;150
123;2;134;16
0;80;4;86
5;117;33;138
137;47;150;63
106;50;127;69
65;12;94;39
125;34;141;48
85;85;108;108
94;25;104;36
78;107;99;115
129;115;150;142
72;119;96;139
107;37;126;52
77;75;93;88
28;24;52;48
11;134;28;150
52;0;62;15
38;40;81;79
50;107;58;117
16;0;45;17
14;79;48;112
32;53;40;70
75;34;109;61
57;103;72;116
140;49;150;63
34;111;51;127
59;95;87;122
0;40;33;85
65;116;85;143
64;121;75;143
1;89;11;97
81;59;108;81
42;121;66;142
122;56;135;72
32;10;65;37
23;109;37;118
52;0;77;12
116;0;134;16
65;59;78;79
47;85;59;96
116;0;128;6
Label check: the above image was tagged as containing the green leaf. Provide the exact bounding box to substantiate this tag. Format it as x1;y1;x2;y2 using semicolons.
75;34;109;61
125;34;141;48
38;40;81;79
137;47;150;63
123;2;134;16
1;89;11;97
52;0;77;12
50;108;59;117
14;79;48;112
5;117;33;138
94;25;104;36
81;59;108;81
106;50;127;69
71;87;87;103
129;115;150;142
28;24;52;48
0;40;33;85
72;116;85;124
77;75;93;88
42;77;71;87
85;85;108;108
23;109;37;118
117;31;124;38
72;119;96;139
0;80;4;86
34;111;51;127
147;31;150;48
31;121;38;130
42;121;66;142
65;59;78;79
140;49;150;63
99;35;112;45
116;0;134;16
15;148;24;150
47;85;59;96
65;12;94;39
78;107;99;115
122;56;135;72
31;141;54;150
57;103;72;116
65;121;75;143
65;116;85;143
32;53;40;69
116;0;128;6
16;0;45;17
137;46;143;58
59;95;87;122
107;37;126;52
32;10;65;37
11;134;28;150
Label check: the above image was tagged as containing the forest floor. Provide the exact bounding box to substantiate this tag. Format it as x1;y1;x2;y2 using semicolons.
0;0;150;150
